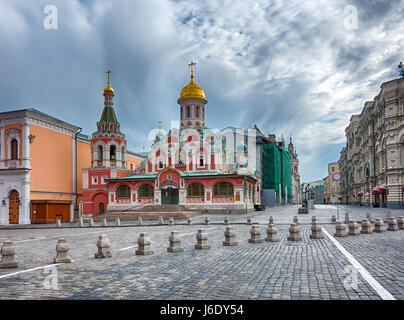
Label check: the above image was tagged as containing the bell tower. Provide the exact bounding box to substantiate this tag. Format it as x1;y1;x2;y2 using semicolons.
91;70;127;168
177;62;208;131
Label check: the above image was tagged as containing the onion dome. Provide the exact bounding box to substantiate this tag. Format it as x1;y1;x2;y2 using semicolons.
104;70;114;95
178;61;207;104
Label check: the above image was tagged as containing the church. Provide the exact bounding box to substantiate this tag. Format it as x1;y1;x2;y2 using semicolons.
80;63;261;216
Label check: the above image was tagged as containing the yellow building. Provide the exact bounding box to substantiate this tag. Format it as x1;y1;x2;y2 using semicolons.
0;108;143;224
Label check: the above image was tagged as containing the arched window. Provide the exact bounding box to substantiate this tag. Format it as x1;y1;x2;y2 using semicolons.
187;183;204;197
186;106;190;118
196;106;200;118
213;182;234;196
11;139;18;160
98;145;103;161
110;145;116;161
138;184;154;198
199;153;204;167
116;185;130;199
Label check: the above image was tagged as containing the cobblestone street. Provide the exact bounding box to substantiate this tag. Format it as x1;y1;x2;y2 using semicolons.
0;205;403;300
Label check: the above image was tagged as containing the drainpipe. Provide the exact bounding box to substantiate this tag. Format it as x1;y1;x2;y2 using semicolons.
243;175;247;214
371;114;376;206
74;128;82;211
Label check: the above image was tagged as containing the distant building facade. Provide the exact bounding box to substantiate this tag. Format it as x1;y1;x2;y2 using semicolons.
323;162;341;204
338;76;404;208
288;138;301;204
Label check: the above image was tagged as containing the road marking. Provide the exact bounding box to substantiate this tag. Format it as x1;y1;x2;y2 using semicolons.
0;263;62;280
118;245;137;251
179;232;194;236
321;226;396;300
11;229;121;244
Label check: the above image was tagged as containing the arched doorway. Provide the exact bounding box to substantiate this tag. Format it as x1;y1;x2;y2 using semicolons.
98;202;105;215
160;181;179;205
9;190;19;224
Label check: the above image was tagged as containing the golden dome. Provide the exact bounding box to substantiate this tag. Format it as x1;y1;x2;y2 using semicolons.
178;62;207;103
104;69;114;95
104;84;114;95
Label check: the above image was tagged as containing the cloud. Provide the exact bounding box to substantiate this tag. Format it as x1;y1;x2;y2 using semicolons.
0;0;403;182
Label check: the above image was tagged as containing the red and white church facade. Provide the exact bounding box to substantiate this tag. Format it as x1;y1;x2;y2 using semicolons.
80;64;260;216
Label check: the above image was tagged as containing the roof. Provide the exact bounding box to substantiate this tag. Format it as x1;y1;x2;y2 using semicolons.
0;108;81;131
107;171;257;182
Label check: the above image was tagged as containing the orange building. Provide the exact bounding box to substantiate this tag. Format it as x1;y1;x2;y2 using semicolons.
0;106;143;225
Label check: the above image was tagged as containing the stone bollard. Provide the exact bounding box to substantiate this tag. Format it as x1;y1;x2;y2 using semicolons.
397;216;404;230
78;217;84;227
331;215;337;224
265;224;280;242
138;216;143;225
334;222;348;237
310;222;324;239
373;218;386;233
348;221;360;236
89;218;94;227
102;218;108;227
223;226;238;246
115;218;121;227
54;239;72;263
136;233;153;255
366;212;372;222
387;218;399;231
195;230;211;249
168;218;174;226
247;217;252;225
344;212;350;224
56;219;61;228
249;225;264;243
269;216;274;225
385;211;392;223
95;235;112;258
224;217;230;225
311;216;317;224
167;231;184;253
0;241;18;268
293;216;299;225
205;217;210;225
158;216;164;225
187;217;193;225
360;219;373;234
287;223;302;241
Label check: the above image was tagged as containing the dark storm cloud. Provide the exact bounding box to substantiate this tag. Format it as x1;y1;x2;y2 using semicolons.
0;0;403;182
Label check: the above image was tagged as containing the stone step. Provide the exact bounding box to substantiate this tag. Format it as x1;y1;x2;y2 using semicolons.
92;210;202;222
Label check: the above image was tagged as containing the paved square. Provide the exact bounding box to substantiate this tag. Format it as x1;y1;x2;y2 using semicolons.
0;205;403;300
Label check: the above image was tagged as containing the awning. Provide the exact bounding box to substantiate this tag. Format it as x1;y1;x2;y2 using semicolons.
378;184;386;194
357;192;363;196
372;186;379;195
402;186;404;192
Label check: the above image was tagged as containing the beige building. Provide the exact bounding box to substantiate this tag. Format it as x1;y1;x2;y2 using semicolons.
288;138;301;204
338;76;404;208
323;162;341;204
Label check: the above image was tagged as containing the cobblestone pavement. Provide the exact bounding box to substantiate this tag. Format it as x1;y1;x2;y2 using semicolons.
0;205;403;300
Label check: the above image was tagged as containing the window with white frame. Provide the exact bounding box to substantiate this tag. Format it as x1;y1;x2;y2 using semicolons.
101;176;107;184
92;176;98;185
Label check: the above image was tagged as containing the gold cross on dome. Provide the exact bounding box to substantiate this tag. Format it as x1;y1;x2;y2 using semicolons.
188;61;196;80
106;70;112;85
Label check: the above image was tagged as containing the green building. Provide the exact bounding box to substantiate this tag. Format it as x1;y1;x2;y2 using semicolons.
262;140;293;205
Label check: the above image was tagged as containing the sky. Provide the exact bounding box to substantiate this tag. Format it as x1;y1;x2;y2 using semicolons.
1;0;403;182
